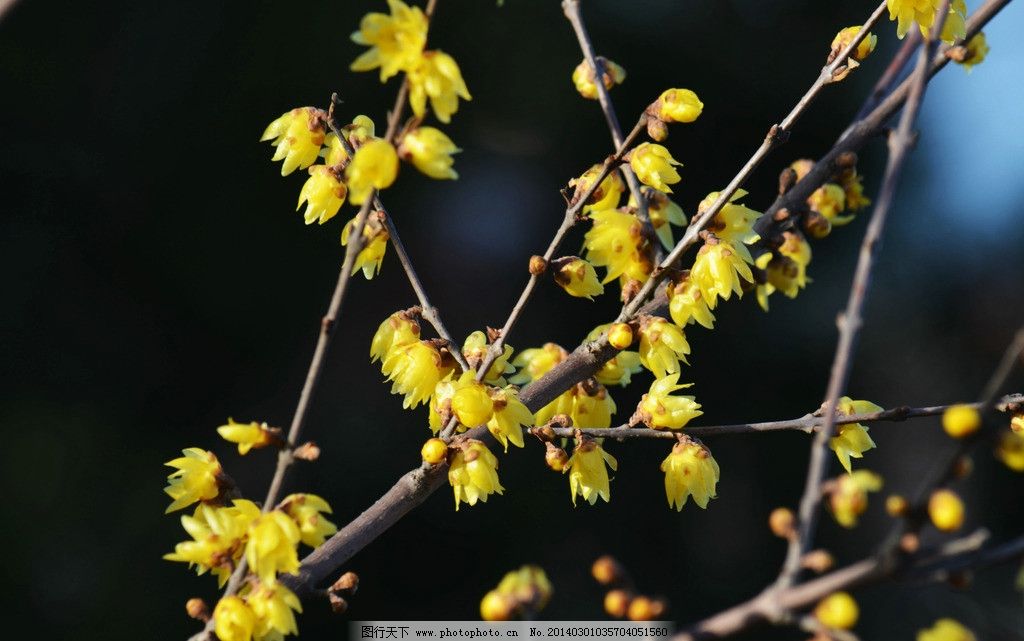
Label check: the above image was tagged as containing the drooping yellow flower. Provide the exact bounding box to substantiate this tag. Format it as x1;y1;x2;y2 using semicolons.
371;309;421;365
553;256;604;299
887;0;966;41
487;387;533;451
814;592;859;630
321;115;377;167
408;50;472;124
449;439;503;510
828;469;883;527
244;581;302;641
510;343;567;385
830;397;881;473
701;189;761;247
164;499;261;586
766;231;812;299
383;340;457;409
535;389;576;427
571;56;626;99
217;419;280;455
164;448;224;513
839;168;872;211
652;88;703;123
668;275;716;330
399;126;460;179
570;383;617;429
832;26;878;62
341;213;390;279
261;108;326;176
345;139;399;205
958;33;990;71
584;208;653;284
462;330;515;386
213;596;256;641
917;618;977;641
661;438;719;509
928;488;965;531
637;316;690;378
997;430;1024;471
587;324;643;387
296;165;346;225
245;510;301;583
808;183;853;226
350;0;428;81
279;493;337;548
494;565;554;615
942;404;981;438
565;438;617;506
450;370;494;427
628;143;682;193
690;236;755;307
638;374;703;430
629;188;686;250
571;164;626;213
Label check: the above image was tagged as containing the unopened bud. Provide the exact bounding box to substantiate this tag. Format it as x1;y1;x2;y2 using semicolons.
480;590;515;621
545;442;569;472
928;489;965;532
778;167;798;195
329;593;349;614
952;455;973;480
332;571;360;596
835;151;858;170
607;323;635;350
529;255;548;276
803;211;832;239
421;438;448;465
769;507;797;539
591;555;625;586
801;550;835;574
627;596;657;621
899;532;920;554
646;118;669;142
885;494;909;517
185;598;210;622
604;589;632;618
293;441;321;461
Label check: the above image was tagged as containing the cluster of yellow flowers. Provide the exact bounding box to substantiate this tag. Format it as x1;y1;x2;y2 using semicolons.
163;444;337;640
887;0;968;42
479;565;553;621
814;592;978;640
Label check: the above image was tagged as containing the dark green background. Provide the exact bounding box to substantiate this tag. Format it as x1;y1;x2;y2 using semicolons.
2;0;1022;639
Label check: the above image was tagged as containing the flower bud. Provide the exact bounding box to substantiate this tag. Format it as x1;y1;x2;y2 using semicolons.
480;590;515;621
769;507;797;539
607;323;634;350
928;489;965;532
545;442;569;472
651;88;703;123
591;555;625;585
603;590;631;618
627;596;658;621
803;210;833;239
186;598;210;622
646;118;669;142
421;438;448;464
814;592;859;630
942;404;981;438
885;494;909;517
529;255;548;275
801;550;835;574
293;441;321;461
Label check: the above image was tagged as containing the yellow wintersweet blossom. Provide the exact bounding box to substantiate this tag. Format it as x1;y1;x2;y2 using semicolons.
553;257;604;299
637;316;690;378
571;164;626;213
570;383;617;429
383;340;457;409
628;143;682;193
997;430;1024;471
918;618;977;641
450;370;494;427
629;188;686;250
462;330;515;386
213;596;256;641
487;386;533;451
535;389;575;427
587;325;643;387
766;231;812;299
164;499;260;586
341;213;390;279
840;168;872;211
565;438;617;506
408;50;472;124
399;126;460;179
495;565;553;615
217;418;280;455
887;0;966;41
370;309;420;365
321;115;377;167
701;189;761;248
584;209;652;284
831;397;880;473
245;510;301;583
244;581;302;641
637;374;703;430
828;469;883;527
164;448;224;513
942;404;981;438
345;139;399;205
261;108;326;176
690;236;755;307
652;88;703;123
279;493;337;548
958;32;990;71
510;343;567;386
832;26;878;62
350;0;428;82
449;439;504;510
808;183;853;226
571;56;626;99
667;275;716;330
814;592;859;630
661;438;719;509
296;165;346;225
928;488;965;531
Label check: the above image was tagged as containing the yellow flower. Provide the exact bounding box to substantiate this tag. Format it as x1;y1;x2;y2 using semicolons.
164;499;261;586
701;189;761;247
832;26;878;62
350;0;428;81
828;469;883;527
279;493;337;548
449;439;503;510
606;323;634;350
371;309;421;366
584;209;652;284
408;50;472;124
480;590;515;621
245;510;301;583
652;88;703;123
928;489;964;531
887;0;966;41
630;188;686;250
462;330;515;386
493;565;554;615
661;439;719;509
638;374;703;430
565;438;617;506
261;108;326;177
766;231;812;299
942;404;981;438
571;164;625;213
571;56;626;99
399;126;460;179
164;448;224;513
830;397;880;473
840;168;872;211
487;386;533;451
690;236;755;307
997;430;1024;471
535;389;576;427
321;115;377;167
814;592;859;630
450;370;494;427
217;418;280;455
510;343;567;385
808;183;853;226
345;139;399;205
213;596;256;641
1012;412;1024;433
637;316;690;378
586;325;643;387
958;32;990;71
244;581;302;641
295;165;346;225
628;143;682;193
668;275;716;330
570;383;617;429
918;618;977;641
384;340;457;409
341;213;390;279
553;257;604;299
421;437;448;464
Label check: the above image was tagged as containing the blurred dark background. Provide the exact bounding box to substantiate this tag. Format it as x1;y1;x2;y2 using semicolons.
2;0;1022;639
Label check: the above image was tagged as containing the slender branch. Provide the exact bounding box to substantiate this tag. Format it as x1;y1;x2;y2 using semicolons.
776;1;953;590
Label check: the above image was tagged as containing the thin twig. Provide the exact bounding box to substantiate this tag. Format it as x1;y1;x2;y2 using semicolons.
776;0;953;590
